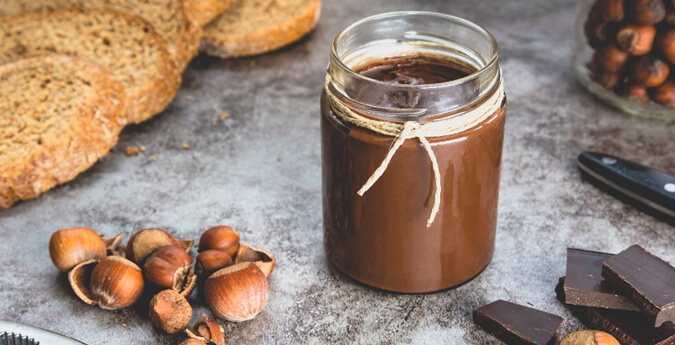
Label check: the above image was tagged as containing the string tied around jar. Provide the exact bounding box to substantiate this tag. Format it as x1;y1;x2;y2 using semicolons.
324;75;505;228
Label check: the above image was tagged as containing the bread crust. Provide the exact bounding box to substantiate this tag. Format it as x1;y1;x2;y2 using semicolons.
201;0;321;58
0;0;201;70
0;9;183;124
183;0;235;26
0;56;126;209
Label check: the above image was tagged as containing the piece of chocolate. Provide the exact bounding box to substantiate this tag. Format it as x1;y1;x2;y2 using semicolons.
557;277;675;345
473;300;564;345
565;248;640;312
602;245;675;327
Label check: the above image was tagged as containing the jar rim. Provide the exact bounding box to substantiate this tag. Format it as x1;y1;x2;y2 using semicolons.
330;11;500;90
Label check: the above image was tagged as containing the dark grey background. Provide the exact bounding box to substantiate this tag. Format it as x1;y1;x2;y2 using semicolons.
1;0;674;344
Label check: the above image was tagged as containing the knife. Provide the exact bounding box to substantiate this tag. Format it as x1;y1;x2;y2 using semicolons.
0;320;85;345
577;151;675;226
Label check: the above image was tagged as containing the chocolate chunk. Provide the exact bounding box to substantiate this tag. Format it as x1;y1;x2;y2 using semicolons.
473;300;564;345
565;248;640;312
557;277;675;345
602;245;675;327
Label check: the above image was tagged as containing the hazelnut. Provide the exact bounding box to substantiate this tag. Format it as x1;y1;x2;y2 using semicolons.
655;28;675;64
149;289;192;334
592;0;625;22
616;25;656;55
125;228;180;264
585;17;618;49
235;243;277;278
144;245;196;298
592;44;630;73
192;314;225;345
622;84;651;102
68;259;98;305
666;8;675;25
198;226;240;257
90;256;144;310
651;80;675;107
591;70;621;90
49;228;106;272
204;262;269;322
631;55;670;86
559;330;620;345
625;0;667;25
196;249;233;278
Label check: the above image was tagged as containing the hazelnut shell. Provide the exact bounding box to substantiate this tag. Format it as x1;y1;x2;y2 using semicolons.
90;256;144;310
198;226;240;257
49;228;106;272
125;228;180;264
179;239;194;252
68;259;99;305
149;289;192;334
234;243;276;278
204;262;269;322
103;234;124;257
193;314;225;345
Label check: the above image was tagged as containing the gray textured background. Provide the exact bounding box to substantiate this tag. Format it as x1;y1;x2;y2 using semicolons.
1;0;674;344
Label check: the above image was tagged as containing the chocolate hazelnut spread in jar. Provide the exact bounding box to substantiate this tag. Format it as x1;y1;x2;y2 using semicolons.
321;12;506;293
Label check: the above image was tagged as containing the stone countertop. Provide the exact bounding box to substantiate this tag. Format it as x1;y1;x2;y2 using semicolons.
1;0;674;344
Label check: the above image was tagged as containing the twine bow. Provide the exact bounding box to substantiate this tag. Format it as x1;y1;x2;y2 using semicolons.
325;75;505;227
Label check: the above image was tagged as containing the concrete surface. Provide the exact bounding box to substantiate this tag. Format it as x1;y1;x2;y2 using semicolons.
1;0;674;344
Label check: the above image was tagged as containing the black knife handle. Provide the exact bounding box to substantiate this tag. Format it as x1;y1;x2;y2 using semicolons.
577;152;675;226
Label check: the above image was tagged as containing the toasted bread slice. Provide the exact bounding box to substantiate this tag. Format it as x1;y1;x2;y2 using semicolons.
0;0;201;70
0;56;126;209
0;9;182;124
201;0;321;58
184;0;235;26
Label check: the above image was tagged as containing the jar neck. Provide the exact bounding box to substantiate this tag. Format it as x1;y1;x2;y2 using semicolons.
327;12;501;122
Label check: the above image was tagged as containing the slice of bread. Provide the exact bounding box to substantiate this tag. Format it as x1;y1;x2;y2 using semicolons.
201;0;322;58
184;0;235;26
0;9;182;124
0;56;126;209
0;0;201;70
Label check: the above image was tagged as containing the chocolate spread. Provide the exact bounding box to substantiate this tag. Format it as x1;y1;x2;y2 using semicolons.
321;57;506;293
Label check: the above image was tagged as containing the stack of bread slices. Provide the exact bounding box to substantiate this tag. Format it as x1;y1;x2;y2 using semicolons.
0;0;322;209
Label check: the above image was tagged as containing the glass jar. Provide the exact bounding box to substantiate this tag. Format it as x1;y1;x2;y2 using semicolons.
321;12;506;293
574;0;675;120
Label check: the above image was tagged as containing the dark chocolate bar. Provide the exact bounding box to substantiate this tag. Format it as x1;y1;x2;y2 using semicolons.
473;300;564;345
557;277;675;345
565;248;640;312
602;245;675;327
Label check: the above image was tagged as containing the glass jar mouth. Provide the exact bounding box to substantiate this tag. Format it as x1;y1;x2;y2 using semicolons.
330;11;500;91
327;11;502;120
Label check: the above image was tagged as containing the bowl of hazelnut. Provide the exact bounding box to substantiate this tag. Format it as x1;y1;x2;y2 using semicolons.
575;0;675;120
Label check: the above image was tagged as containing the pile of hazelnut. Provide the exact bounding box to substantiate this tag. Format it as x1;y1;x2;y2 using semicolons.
48;226;276;344
585;0;675;107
